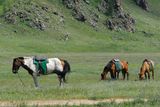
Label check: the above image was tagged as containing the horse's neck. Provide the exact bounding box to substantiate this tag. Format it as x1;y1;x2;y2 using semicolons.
23;57;33;67
142;61;148;71
21;57;35;75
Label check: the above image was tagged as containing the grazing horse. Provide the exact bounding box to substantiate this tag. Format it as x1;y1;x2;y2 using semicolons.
12;56;71;87
101;59;129;80
139;59;154;80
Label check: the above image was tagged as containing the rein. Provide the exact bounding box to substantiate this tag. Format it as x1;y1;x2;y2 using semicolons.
17;73;25;87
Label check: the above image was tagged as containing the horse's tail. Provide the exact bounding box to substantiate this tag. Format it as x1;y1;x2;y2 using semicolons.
63;60;71;74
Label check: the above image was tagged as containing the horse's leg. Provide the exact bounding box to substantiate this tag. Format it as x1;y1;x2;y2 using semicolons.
58;75;63;86
114;71;117;80
147;71;150;80
110;71;113;79
145;73;147;80
54;70;63;86
152;70;154;80
117;71;119;80
122;70;125;80
110;70;115;80
62;74;67;83
32;74;39;88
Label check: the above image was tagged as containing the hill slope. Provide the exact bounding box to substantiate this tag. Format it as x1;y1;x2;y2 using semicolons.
0;0;160;54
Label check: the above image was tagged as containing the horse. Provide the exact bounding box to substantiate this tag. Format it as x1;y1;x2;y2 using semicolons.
101;59;129;80
139;59;154;80
12;56;71;87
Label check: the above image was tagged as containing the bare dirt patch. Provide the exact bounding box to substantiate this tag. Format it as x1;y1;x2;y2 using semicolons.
0;98;148;106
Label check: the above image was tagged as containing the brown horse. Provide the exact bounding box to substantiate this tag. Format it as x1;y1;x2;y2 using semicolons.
101;59;129;80
139;59;154;80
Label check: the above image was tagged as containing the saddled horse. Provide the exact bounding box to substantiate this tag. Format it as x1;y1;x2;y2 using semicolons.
101;59;129;80
12;56;71;87
139;59;154;80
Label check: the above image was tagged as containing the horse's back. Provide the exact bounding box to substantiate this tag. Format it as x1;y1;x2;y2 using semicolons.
120;60;128;71
121;60;128;67
47;58;71;73
47;58;63;72
144;59;154;68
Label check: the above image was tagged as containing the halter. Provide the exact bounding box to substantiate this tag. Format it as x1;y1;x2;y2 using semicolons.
14;57;34;87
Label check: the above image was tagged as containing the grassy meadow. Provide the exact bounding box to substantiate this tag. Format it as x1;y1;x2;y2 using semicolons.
1;53;160;101
0;0;160;106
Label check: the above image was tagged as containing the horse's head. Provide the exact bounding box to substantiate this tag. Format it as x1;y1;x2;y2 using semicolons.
12;57;24;74
139;67;145;80
101;73;105;80
101;64;111;80
101;67;107;80
139;73;145;80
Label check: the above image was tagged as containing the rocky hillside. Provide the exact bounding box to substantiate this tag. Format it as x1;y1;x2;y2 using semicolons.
1;0;150;32
0;0;160;53
3;0;65;30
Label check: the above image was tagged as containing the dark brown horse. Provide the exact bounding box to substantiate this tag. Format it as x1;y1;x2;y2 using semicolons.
139;59;154;80
101;59;129;80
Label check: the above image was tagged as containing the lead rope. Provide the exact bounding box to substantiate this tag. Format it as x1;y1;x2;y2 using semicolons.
17;73;25;87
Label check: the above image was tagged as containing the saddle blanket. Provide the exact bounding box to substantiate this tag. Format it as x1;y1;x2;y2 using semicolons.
33;58;48;75
113;59;122;71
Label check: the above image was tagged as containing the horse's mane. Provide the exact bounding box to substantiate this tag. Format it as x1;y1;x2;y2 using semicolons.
104;60;113;71
17;57;24;60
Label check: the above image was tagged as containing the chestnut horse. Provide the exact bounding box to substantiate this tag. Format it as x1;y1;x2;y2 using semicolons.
101;59;129;80
139;59;154;80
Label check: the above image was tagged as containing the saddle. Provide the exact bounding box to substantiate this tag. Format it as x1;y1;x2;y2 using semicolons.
112;59;122;71
34;56;47;61
113;59;120;62
33;56;48;75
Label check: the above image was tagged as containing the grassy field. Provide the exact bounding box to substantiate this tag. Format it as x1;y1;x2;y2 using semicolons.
1;53;160;101
0;0;160;106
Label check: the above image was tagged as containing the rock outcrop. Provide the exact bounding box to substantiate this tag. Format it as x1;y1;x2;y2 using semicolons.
62;0;99;28
98;0;135;32
135;0;149;11
4;0;64;30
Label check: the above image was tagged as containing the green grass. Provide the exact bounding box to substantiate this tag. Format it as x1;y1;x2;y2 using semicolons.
0;0;160;106
52;99;160;107
1;53;160;101
0;0;159;53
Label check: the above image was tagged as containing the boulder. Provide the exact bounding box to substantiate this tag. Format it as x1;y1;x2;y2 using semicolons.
62;0;80;9
72;8;86;22
98;0;135;32
97;0;109;14
136;0;149;11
